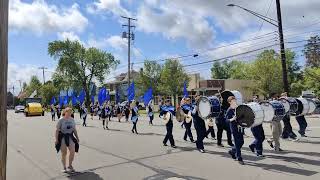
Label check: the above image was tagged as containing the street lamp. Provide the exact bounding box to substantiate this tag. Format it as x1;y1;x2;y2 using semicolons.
227;2;289;94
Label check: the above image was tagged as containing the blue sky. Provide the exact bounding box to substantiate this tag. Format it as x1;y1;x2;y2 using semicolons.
8;0;320;93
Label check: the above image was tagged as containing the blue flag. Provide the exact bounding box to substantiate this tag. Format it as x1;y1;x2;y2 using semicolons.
59;96;63;107
115;89;120;104
50;96;56;105
143;87;153;106
72;92;78;106
127;82;135;101
183;81;189;98
78;89;85;104
91;95;95;104
98;87;107;105
63;96;68;106
106;90;110;102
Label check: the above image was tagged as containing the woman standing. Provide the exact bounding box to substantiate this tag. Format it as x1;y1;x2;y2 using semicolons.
81;104;88;127
55;107;79;173
131;101;139;134
51;105;56;121
147;100;154;125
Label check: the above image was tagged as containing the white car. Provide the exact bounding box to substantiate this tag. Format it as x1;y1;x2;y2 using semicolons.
15;105;25;113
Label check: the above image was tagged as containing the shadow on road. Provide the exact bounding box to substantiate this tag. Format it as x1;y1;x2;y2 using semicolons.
66;172;104;180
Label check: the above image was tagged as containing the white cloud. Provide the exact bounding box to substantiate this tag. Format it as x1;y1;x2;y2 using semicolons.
57;31;81;42
87;0;130;16
8;63;54;94
9;0;88;34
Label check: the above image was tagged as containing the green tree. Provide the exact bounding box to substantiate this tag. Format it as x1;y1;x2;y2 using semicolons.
303;67;320;97
39;82;59;105
48;40;119;105
135;61;162;96
211;61;230;79
25;75;42;97
303;35;320;68
159;59;189;106
228;61;251;79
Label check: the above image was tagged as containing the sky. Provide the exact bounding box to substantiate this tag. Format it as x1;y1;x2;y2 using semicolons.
8;0;320;94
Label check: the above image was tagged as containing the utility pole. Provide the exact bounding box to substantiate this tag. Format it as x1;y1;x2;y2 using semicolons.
276;0;289;94
121;16;137;87
38;66;48;84
0;0;8;179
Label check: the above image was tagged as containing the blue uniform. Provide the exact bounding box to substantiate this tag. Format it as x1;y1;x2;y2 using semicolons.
160;105;176;146
296;115;308;136
250;124;265;155
216;109;233;146
226;107;244;161
192;104;206;150
182;104;194;142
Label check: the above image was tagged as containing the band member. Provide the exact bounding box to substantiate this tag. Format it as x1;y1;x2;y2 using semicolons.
181;97;194;142
77;103;82;119
226;96;244;165
296;115;308;137
97;104;102;120
56;105;62;119
280;92;297;140
51;105;56;121
249;124;265;157
146;100;154;125
81;104;88;127
101;103;109;130
116;104;122;122
124;104;130;122
216;108;233;147
131;101;139;134
90;103;94;120
206;118;216;139
106;103;112;122
192;93;207;153
160;99;176;148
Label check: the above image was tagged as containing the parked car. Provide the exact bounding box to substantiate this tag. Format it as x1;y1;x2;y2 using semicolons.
15;105;25;113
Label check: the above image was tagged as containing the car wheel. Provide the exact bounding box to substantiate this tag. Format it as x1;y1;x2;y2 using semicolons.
42;112;44;116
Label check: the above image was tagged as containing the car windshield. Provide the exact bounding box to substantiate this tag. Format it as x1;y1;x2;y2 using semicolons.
25;98;42;104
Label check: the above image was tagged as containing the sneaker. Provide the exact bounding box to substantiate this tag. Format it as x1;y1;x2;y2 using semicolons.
183;138;187;141
212;137;216;140
217;144;224;147
301;134;307;137
238;160;245;165
228;150;236;159
67;166;75;172
171;145;177;148
257;154;265;157
61;167;67;173
228;143;234;147
163;143;168;146
199;149;205;153
249;144;255;153
191;140;195;143
132;130;134;133
267;140;274;148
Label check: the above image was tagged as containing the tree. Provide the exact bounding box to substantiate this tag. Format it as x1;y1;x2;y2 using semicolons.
48;40;119;105
303;67;320;97
303;35;320;68
135;61;162;96
228;61;251;80
39;82;59;105
159;59;189;106
211;61;230;79
25;75;42;96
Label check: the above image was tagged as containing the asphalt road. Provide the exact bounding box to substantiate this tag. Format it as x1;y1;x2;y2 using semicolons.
6;110;320;180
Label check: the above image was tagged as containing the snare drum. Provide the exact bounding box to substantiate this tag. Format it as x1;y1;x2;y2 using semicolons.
221;90;243;110
197;96;221;119
260;100;285;122
296;98;309;115
235;102;264;128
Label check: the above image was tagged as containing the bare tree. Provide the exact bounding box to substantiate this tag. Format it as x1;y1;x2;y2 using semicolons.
0;0;9;179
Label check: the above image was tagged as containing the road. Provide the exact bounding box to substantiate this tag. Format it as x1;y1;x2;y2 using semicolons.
6;110;320;180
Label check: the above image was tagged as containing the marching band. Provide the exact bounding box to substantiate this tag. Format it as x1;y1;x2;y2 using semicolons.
50;89;319;166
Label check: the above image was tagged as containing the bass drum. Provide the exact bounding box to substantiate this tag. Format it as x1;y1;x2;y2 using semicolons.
306;99;316;114
279;97;298;114
235;102;264;128
197;96;221;119
221;90;243;110
260;100;285;122
296;98;309;115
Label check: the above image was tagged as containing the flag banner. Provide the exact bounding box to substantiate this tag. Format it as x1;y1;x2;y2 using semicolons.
59;96;64;107
143;87;153;106
78;89;85;104
63;96;68;106
50;97;56;105
127;82;135;101
72;92;78;106
91;95;95;104
115;89;120;104
183;81;189;98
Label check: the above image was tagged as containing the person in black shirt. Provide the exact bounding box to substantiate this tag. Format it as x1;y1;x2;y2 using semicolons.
192;93;207;153
101;103;109;129
81;104;88;127
131;101;139;134
56;105;62;119
160;100;176;148
147;100;154;125
116;104;122;122
124;104;130;122
226;96;244;165
51;105;56;121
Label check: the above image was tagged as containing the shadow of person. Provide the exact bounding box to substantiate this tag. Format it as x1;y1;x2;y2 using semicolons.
67;171;104;180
